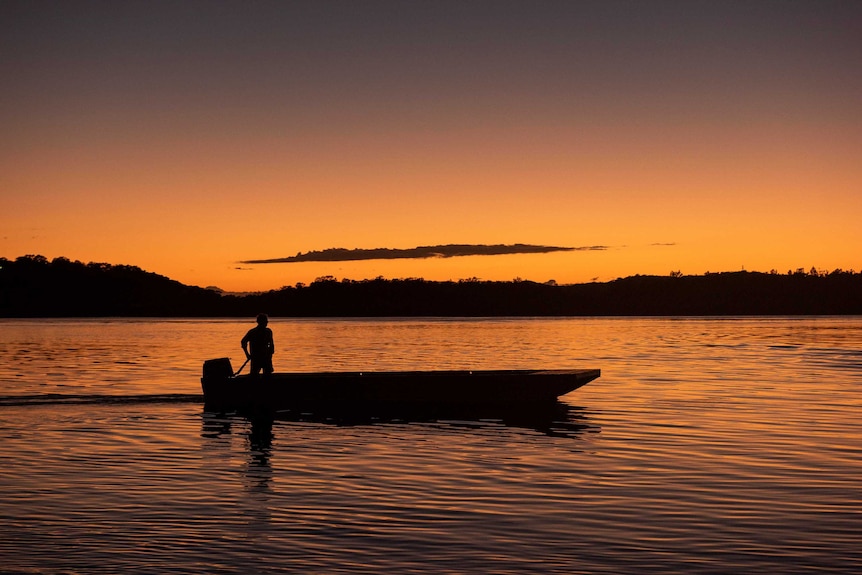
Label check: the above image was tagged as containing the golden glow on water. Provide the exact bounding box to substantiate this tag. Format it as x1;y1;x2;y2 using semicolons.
0;317;860;573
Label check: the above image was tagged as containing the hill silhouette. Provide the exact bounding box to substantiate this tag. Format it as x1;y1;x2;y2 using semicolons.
0;256;222;317
2;255;861;317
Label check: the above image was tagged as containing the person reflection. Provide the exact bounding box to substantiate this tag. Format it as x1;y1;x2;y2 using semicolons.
248;414;274;468
241;313;275;377
245;414;275;495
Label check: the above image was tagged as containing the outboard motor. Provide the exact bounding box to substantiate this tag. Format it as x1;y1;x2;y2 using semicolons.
203;357;234;380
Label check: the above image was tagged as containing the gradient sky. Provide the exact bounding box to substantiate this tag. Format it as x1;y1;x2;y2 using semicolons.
2;0;860;292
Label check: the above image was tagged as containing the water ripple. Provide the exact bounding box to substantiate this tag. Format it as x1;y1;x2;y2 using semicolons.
1;317;861;573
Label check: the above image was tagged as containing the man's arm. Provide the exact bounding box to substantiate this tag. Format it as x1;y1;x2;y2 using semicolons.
241;332;250;358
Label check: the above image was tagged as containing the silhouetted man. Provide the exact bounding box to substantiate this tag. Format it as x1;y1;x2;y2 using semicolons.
241;313;275;376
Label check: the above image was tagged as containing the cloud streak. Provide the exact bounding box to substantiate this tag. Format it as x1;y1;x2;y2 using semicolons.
242;244;606;264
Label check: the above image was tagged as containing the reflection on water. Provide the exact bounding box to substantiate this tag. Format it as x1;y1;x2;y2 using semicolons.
202;401;598;439
201;403;599;504
1;317;861;574
201;402;598;458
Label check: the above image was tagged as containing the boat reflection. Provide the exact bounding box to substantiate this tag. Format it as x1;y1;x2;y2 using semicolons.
201;400;600;443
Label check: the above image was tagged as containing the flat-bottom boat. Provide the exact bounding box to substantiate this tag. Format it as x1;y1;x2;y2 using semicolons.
201;357;600;413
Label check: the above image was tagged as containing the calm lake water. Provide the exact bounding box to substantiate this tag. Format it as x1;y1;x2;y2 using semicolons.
1;317;860;574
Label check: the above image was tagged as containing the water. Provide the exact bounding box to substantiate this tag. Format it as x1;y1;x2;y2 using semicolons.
1;317;860;574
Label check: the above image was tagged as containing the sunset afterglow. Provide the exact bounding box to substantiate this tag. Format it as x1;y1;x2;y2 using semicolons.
2;1;859;292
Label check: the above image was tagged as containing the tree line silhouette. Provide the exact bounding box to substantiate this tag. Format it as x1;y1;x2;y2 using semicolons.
2;255;860;317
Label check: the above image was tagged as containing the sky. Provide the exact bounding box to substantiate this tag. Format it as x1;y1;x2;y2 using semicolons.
2;0;860;292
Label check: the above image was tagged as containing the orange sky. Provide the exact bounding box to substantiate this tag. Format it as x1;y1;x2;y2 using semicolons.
2;1;860;292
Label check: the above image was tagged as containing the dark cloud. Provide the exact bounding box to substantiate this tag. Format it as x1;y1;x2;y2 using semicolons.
242;244;606;264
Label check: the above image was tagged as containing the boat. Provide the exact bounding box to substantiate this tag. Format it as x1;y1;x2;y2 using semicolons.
201;357;600;413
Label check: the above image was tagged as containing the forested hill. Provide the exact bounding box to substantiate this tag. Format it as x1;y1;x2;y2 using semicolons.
0;256;223;316
2;255;861;317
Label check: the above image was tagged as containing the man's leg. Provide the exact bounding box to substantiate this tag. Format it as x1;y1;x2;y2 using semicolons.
249;357;262;376
262;356;274;375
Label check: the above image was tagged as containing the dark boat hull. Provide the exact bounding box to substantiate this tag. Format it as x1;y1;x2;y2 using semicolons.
201;358;600;413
